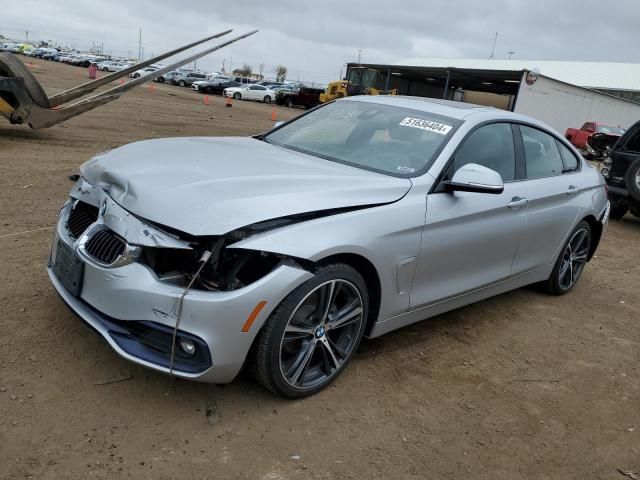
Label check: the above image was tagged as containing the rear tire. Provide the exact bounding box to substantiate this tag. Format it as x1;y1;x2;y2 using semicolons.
252;263;368;398
625;158;640;202
286;98;293;108
179;80;186;87
544;221;591;295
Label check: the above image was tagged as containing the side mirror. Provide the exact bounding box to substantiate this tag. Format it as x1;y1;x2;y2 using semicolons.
444;163;504;194
273;121;285;128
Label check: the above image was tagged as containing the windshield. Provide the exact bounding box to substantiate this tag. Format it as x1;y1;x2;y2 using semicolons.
264;100;458;176
598;125;625;135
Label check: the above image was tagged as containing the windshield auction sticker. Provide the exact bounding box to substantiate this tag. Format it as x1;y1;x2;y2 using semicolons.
399;118;452;135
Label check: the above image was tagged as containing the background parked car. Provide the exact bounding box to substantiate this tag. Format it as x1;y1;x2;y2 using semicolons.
193;79;241;94
42;51;61;60
224;84;277;103
129;66;160;78
272;85;294;94
154;70;180;83
276;86;325;109
170;71;207;87
96;61;129;72
566;122;625;157
231;76;257;84
70;55;108;67
602;120;640;219
31;47;58;58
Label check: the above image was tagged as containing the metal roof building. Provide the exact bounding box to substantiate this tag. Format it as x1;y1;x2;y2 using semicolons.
346;58;640;133
391;58;640;100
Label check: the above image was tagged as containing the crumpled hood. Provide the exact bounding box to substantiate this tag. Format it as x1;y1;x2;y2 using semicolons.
80;137;412;236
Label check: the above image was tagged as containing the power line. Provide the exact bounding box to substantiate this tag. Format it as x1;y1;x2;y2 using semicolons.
489;32;498;59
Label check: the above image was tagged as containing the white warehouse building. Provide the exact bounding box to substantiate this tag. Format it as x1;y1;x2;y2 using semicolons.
346;59;640;134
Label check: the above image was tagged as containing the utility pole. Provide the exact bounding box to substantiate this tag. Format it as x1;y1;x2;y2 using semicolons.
137;27;142;61
357;49;362;63
222;59;225;73
259;63;264;78
489;32;498;59
25;31;29;42
508;51;515;60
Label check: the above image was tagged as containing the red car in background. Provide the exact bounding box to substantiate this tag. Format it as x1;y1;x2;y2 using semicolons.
566;122;626;158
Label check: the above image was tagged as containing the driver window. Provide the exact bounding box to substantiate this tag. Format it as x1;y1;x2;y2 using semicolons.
447;123;516;182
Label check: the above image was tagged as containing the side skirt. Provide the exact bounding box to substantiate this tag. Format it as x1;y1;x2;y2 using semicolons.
369;266;551;338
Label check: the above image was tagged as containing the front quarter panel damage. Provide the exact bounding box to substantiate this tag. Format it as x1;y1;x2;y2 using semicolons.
226;184;429;323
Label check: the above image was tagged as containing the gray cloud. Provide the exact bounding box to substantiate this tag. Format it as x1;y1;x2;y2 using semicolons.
2;0;638;84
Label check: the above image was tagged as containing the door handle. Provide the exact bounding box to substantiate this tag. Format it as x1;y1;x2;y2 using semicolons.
566;185;579;195
507;197;528;210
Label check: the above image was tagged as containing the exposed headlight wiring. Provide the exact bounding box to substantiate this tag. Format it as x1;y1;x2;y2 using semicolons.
168;249;212;377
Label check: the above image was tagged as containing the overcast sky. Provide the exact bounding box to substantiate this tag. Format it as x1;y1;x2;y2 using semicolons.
2;0;639;84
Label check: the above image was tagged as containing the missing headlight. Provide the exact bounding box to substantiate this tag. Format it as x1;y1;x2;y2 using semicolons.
141;242;290;291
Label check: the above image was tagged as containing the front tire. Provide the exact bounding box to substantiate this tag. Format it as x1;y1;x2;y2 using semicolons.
544;221;591;295
263;95;272;103
233;92;241;100
252;263;368;398
286;98;293;108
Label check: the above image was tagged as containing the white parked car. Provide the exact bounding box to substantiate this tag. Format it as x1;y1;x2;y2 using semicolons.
129;66;159;78
96;61;129;72
223;84;276;103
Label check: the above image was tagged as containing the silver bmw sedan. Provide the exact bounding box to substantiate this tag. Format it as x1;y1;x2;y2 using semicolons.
48;96;609;397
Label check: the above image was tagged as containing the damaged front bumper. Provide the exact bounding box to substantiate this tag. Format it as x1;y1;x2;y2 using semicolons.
47;180;313;383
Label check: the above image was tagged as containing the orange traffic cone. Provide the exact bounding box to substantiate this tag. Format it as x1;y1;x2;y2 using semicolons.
226;96;232;107
204;95;210;106
270;109;277;122
148;84;156;93
119;78;125;86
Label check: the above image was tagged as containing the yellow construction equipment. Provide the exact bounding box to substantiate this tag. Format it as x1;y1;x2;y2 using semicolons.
319;67;397;103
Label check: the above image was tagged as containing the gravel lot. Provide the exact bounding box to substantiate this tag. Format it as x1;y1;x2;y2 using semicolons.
1;57;639;480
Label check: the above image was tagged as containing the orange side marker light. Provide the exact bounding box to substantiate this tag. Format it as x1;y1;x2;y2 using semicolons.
242;301;268;332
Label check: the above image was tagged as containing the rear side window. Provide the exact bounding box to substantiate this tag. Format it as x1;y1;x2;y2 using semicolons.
521;126;564;178
556;141;580;172
449;123;516;181
621;128;640;153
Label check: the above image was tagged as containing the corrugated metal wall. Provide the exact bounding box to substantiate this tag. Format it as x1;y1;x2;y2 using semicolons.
514;74;640;134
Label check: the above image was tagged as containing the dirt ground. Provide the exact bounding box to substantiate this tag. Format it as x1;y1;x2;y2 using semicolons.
1;57;639;480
